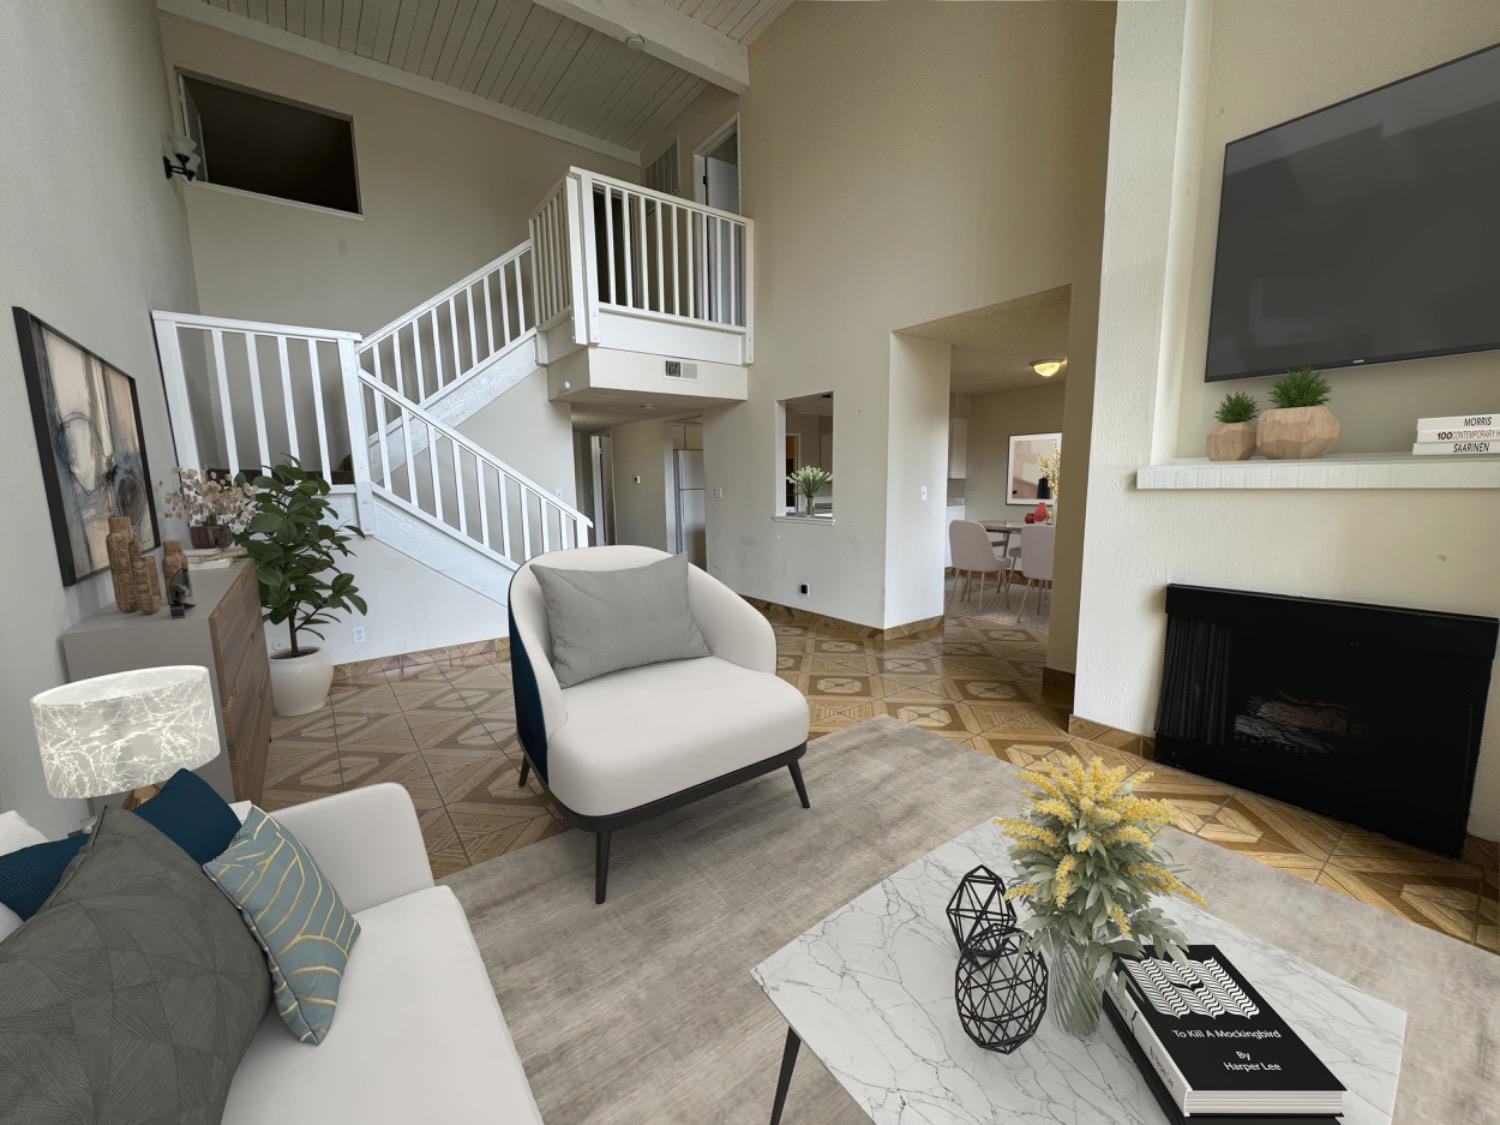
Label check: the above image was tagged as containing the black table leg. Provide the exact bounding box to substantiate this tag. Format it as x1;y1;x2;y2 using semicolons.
769;1026;801;1125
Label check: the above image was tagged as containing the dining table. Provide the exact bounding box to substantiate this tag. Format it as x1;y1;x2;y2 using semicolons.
979;519;1024;558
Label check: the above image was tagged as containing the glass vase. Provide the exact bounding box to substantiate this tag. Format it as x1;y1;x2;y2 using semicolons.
1049;942;1103;1039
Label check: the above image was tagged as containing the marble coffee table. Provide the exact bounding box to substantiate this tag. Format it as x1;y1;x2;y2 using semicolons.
752;820;1407;1125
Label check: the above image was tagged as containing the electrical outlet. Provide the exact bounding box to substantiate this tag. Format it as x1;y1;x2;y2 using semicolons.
799;583;810;596
920;485;928;501
713;487;723;499
352;626;366;644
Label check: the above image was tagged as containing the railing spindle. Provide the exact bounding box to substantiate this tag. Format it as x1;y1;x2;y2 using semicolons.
306;337;330;479
541;502;552;552
465;287;478;373
446;298;461;381
654;201;665;314
427;422;444;523
729;221;738;326
514;256;526;333
244;333;270;474
452;441;468;537
427;308;443;394
499;474;514;561
604;186;617;305
637;193;648;311
686;209;695;319
277;335;299;460
373;385;392;488
482;274;495;355
521;488;533;559
210;329;239;477
397;401;417;501
412;319;426;402
620;189;634;308
670;203;680;316
476;463;491;551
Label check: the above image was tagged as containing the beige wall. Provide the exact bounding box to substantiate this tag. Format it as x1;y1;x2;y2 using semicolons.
0;0;200;834
158;13;637;338
963;383;1068;521
1076;0;1500;839
458;368;578;508
648;2;1114;634
1168;1;1500;457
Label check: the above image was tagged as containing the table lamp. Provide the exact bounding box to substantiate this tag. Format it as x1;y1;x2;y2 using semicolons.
30;666;220;809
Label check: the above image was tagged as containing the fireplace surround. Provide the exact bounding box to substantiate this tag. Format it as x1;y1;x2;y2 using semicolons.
1155;585;1497;856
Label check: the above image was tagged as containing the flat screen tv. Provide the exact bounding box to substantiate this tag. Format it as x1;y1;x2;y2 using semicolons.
1205;43;1500;382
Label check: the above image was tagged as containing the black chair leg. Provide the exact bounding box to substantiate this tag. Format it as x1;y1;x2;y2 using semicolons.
769;1027;801;1125
788;761;810;809
517;757;531;788
594;830;612;904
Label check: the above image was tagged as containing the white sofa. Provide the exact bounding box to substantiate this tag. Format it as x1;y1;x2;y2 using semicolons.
508;546;812;903
221;783;542;1124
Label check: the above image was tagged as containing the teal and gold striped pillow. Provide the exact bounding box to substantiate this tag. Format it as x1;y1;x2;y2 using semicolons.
204;807;361;1045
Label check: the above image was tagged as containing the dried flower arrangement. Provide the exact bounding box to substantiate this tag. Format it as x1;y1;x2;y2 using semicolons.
158;467;257;533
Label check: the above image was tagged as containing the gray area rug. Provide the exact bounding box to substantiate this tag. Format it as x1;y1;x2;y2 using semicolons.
445;716;1499;1124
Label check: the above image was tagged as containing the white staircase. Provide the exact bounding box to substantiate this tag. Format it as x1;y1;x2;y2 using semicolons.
151;168;754;607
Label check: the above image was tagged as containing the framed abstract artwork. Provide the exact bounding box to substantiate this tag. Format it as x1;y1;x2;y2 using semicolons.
1006;431;1061;507
14;308;159;586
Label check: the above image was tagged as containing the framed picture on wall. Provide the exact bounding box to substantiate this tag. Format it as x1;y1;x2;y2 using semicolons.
14;308;159;586
1007;431;1061;507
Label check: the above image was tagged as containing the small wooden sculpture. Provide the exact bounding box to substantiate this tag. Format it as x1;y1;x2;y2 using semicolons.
131;544;162;615
106;517;139;613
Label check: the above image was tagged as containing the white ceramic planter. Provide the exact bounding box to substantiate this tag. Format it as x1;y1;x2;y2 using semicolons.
270;647;334;717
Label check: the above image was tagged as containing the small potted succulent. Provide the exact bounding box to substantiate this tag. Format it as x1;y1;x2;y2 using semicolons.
1258;368;1339;460
786;465;832;517
237;462;367;717
1207;391;1258;461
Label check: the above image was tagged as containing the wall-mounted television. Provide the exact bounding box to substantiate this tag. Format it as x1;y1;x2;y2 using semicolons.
1205;43;1500;382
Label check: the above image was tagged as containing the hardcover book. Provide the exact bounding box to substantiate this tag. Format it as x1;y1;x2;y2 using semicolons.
1111;946;1345;1117
1103;994;1339;1125
1415;413;1496;430
1410;440;1493;456
1415;428;1500;442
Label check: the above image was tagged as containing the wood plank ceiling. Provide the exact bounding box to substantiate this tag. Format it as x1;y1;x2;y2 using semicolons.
194;0;790;155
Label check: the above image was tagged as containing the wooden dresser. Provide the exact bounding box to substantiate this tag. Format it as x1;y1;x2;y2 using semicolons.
61;560;271;804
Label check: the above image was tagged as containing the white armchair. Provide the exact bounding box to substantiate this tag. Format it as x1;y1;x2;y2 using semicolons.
508;546;812;902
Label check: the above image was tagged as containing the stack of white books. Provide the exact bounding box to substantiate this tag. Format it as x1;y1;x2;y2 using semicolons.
1411;412;1497;456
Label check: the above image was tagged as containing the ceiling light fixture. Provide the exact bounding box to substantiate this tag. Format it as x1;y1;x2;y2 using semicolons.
624;34;645;51
1030;358;1065;378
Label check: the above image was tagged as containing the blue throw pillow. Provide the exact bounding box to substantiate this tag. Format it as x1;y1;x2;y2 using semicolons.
0;768;239;920
204;807;361;1045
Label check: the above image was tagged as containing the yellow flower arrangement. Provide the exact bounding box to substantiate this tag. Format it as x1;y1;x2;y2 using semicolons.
995;755;1206;1027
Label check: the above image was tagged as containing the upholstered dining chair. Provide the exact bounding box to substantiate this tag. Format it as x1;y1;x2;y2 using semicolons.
507;546;812;903
1017;523;1055;621
949;520;1013;612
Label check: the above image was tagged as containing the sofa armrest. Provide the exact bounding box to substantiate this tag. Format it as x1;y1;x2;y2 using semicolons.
689;567;775;673
268;783;434;913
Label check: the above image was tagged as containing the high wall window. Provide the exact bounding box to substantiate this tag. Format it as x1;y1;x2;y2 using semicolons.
777;393;834;519
179;74;361;214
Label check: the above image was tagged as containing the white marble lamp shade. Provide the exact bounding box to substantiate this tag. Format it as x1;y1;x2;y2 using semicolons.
30;666;220;799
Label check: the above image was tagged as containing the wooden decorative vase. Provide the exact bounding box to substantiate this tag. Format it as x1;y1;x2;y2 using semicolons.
1206;421;1258;462
190;524;232;549
1256;406;1339;460
106;517;139;613
131;545;162;615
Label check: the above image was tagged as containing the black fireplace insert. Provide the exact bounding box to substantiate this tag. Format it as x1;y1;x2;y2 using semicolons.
1155;585;1497;856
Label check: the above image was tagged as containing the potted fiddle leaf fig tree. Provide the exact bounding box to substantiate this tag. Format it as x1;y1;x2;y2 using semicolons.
1207;391;1259;461
237;461;367;717
1258;368;1339;460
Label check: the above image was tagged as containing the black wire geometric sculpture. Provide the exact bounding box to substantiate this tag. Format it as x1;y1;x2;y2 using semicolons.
945;864;1017;955
954;923;1049;1054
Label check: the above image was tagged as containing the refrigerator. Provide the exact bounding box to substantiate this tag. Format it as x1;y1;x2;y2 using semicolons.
673;449;706;569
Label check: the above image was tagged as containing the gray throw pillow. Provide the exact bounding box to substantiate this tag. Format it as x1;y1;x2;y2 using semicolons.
531;554;711;687
0;809;270;1125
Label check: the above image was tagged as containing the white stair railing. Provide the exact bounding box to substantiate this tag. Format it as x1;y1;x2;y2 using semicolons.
356;372;590;567
530;167;754;363
152;309;589;574
151;311;366;495
358;241;535;411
